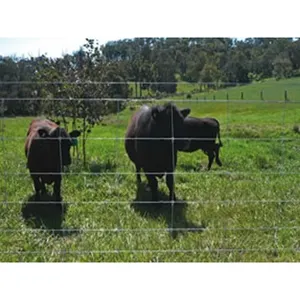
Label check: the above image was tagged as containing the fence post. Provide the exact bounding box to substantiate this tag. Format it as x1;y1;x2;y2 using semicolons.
213;95;215;100
241;91;244;100
226;93;229;101
284;90;288;102
260;90;264;101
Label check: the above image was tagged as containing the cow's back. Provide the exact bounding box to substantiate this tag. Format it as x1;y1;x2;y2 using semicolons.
125;106;151;165
180;117;220;152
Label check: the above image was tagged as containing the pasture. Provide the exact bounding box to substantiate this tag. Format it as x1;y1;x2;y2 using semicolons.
1;81;300;262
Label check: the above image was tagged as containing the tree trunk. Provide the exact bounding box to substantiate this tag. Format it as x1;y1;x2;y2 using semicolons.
135;82;138;98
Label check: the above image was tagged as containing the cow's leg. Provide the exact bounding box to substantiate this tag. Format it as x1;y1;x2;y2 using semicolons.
145;174;158;201
166;172;176;202
32;175;42;200
53;175;62;203
136;164;142;184
40;178;46;195
207;150;215;170
215;144;222;167
76;145;79;159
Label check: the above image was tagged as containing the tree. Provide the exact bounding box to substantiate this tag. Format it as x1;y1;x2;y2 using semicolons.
272;55;293;79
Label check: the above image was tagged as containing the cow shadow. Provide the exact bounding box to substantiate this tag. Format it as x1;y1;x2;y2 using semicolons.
131;182;206;239
21;193;79;237
89;160;117;173
180;163;205;172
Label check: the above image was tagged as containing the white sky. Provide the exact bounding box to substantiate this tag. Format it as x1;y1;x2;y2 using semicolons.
0;37;250;58
0;0;298;59
0;38;110;58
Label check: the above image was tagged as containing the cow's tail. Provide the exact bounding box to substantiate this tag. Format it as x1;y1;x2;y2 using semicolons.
217;129;223;147
215;119;223;147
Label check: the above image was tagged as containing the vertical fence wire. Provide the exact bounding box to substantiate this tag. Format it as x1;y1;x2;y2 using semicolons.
224;92;230;247
274;97;288;254
170;106;175;237
1;98;7;205
115;98;121;232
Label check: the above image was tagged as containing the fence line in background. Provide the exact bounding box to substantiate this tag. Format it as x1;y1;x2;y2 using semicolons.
0;81;263;85
1;97;299;103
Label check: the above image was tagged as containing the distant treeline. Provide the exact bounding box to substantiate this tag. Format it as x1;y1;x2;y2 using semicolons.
1;38;300;116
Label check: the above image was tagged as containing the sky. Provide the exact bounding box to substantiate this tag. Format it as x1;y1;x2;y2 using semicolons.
0;37;251;59
0;0;298;59
0;37;114;58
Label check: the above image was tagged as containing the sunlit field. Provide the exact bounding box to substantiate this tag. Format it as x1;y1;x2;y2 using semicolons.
1;79;300;261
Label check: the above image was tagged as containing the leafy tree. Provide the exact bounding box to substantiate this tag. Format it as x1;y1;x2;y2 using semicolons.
272;55;293;80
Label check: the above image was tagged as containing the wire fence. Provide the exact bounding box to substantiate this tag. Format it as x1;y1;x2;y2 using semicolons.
1;81;300;260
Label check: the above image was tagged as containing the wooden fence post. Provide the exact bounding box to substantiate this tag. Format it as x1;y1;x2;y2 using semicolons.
284;90;288;102
260;90;264;101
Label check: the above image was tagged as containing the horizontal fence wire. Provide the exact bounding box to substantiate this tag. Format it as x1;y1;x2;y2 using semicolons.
1;137;299;141
0;248;298;255
1;226;300;233
2;171;300;176
0;81;261;85
0;199;299;205
1;98;299;103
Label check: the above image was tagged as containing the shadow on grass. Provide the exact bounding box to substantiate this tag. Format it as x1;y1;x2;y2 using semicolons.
21;193;79;237
89;160;117;173
131;182;206;239
180;163;203;172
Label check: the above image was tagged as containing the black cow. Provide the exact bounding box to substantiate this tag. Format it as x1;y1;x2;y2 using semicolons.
178;117;223;170
25;119;81;205
125;102;191;201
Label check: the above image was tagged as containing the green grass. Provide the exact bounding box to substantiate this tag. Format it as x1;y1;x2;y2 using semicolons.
130;77;300;101
172;77;300;101
1;79;300;262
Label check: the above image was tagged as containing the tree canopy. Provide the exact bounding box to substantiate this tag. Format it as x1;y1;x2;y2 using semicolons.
1;38;300;116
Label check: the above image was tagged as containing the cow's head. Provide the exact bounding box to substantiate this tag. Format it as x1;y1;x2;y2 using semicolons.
151;102;190;149
38;127;81;166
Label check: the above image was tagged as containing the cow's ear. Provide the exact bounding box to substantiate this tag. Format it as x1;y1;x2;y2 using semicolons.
69;130;81;138
151;106;161;121
181;108;191;118
38;129;49;138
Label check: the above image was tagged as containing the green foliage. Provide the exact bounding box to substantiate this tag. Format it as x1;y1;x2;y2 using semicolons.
2;38;300;110
272;55;293;80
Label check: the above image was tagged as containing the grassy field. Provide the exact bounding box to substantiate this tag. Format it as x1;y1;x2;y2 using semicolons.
130;77;300;101
1;79;300;262
172;77;300;101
